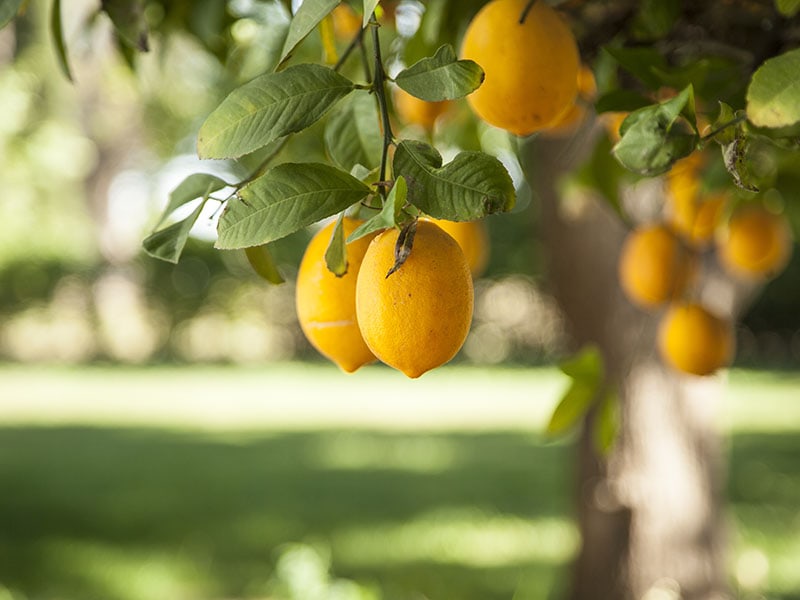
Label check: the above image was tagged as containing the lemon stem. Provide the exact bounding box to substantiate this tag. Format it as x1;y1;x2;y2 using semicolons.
518;0;537;24
369;13;394;199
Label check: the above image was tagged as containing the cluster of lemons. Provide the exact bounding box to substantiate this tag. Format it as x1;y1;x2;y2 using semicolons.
295;218;488;378
618;152;793;376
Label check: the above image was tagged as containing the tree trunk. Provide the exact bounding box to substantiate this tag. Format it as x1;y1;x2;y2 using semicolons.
520;127;733;599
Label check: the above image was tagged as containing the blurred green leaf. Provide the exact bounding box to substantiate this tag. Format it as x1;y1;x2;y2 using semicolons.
143;201;206;263
245;244;285;284
158;174;229;228
594;89;652;114
546;381;596;437
393;140;515;221
198;64;354;159
747;48;800;129
278;0;339;68
631;0;680;39
395;45;484;101
559;345;604;385
362;0;379;26
776;0;800;17
0;0;24;29
50;0;72;82
348;176;406;242
325;93;382;171
708;102;738;145
217;163;370;249
571;136;626;218
324;212;349;276
603;46;667;90
101;0;149;51
613;86;698;176
593;387;620;455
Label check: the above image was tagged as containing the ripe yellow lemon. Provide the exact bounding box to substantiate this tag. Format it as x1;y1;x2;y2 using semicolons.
544;64;597;135
658;303;734;376
618;224;694;309
428;218;490;277
394;88;451;131
460;0;580;135
717;204;793;279
295;218;377;373
665;153;727;246
356;220;474;378
331;3;362;40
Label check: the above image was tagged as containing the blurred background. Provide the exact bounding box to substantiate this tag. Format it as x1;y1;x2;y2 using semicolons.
1;1;800;599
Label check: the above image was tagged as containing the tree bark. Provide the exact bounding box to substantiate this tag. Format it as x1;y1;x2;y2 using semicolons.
520;127;733;600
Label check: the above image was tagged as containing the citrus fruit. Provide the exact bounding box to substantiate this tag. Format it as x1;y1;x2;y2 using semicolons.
618;224;694;309
295;218;377;373
658;302;734;376
394;88;451;131
331;3;362;40
460;0;580;136
356;220;474;378
544;64;597;135
717;204;793;279
428;218;490;277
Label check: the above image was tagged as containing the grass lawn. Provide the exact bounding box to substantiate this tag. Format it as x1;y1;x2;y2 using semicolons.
0;365;799;599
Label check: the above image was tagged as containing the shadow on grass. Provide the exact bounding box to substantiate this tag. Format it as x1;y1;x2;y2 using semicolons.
0;427;574;600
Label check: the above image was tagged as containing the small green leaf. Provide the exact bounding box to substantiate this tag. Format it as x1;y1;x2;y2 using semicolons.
395;44;485;102
559;345;604;385
362;0;379;27
325;212;349;276
279;0;339;68
746;48;800;129
50;0;73;82
393;140;515;221
348;176;407;242
570;135;626;218
324;92;382;170
198;64;355;159
157;173;229;228
546;381;596;436
1;0;25;30
707;102;738;145
101;0;149;51
217;163;371;249
613;86;699;176
245;244;285;284
593;388;620;455
776;0;800;17
721;128;759;192
631;0;680;40
143;200;206;263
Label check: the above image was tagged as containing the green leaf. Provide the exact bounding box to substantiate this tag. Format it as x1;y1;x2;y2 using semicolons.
245;244;285;284
708;102;738;145
612;86;699;176
348;176;407;242
546;381;596;436
570;135;626;218
603;46;667;90
393;140;515;221
0;0;25;30
324;92;382;171
198;64;355;160
395;44;485;102
362;0;379;27
594;89;652;114
776;0;800;17
101;0;149;51
278;0;339;68
324;212;349;276
157;173;229;228
217;163;371;249
559;345;603;385
592;388;620;455
631;0;680;40
746;48;800;129
721;127;759;192
143;200;206;263
50;0;73;82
